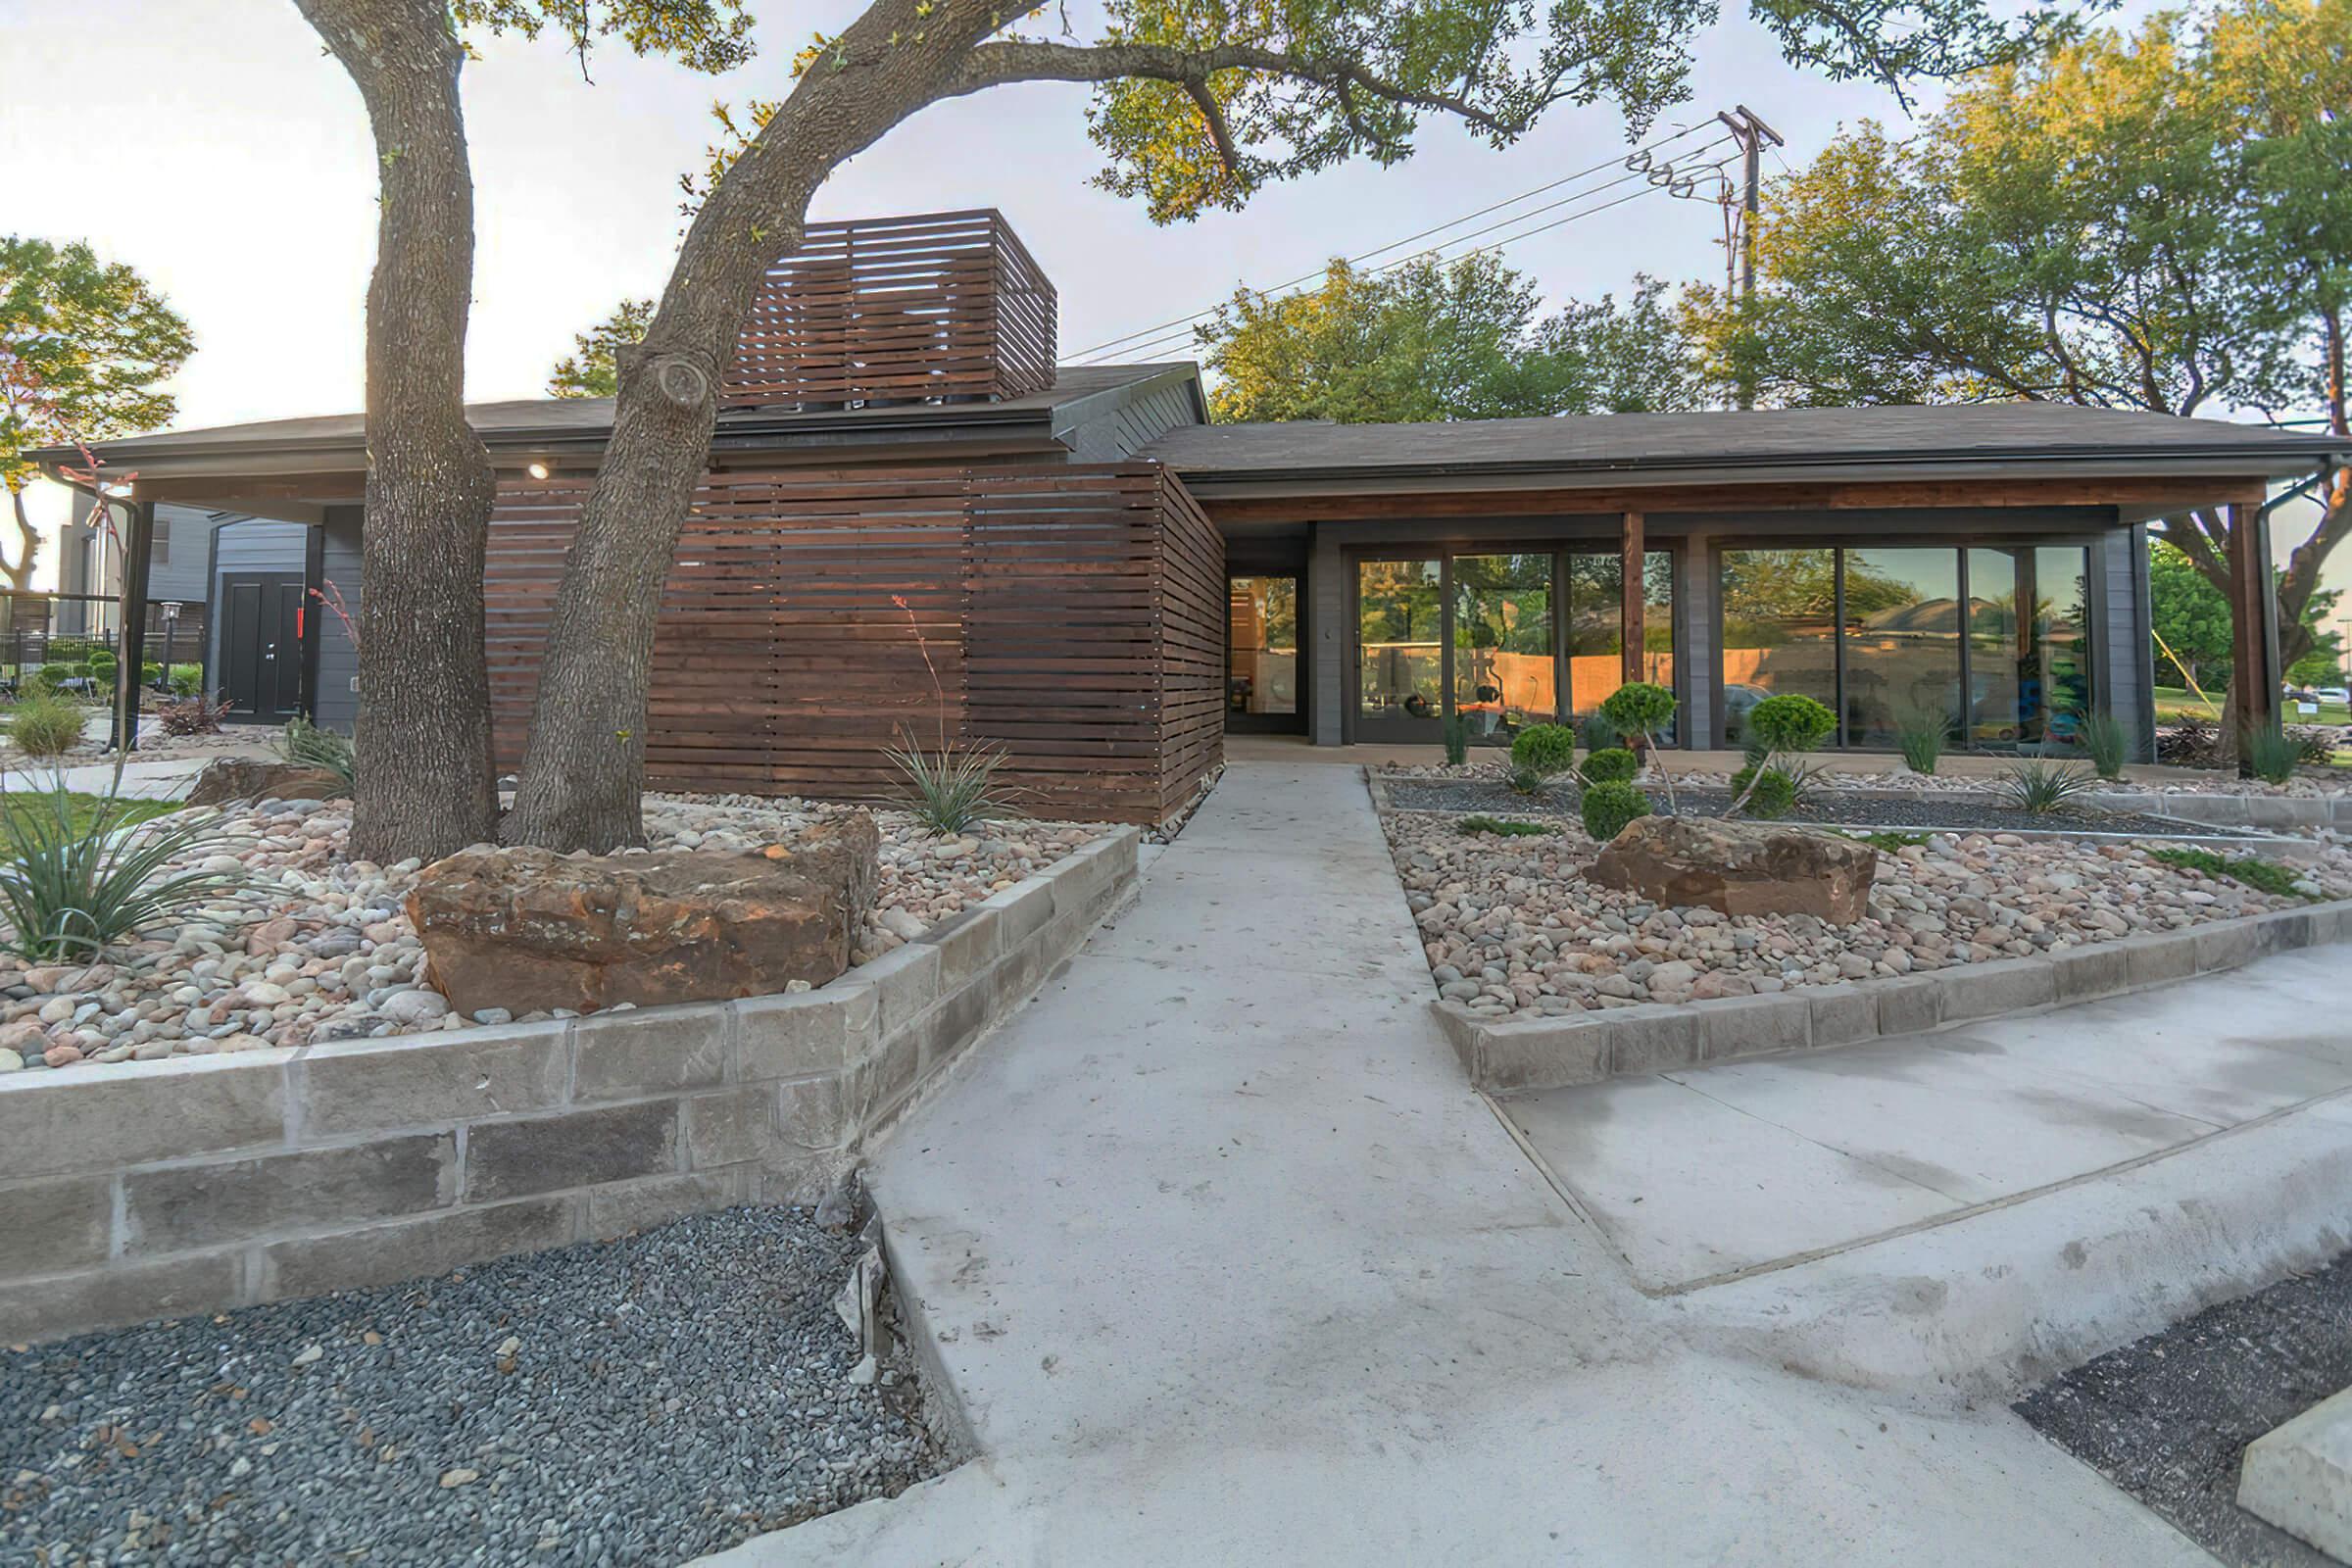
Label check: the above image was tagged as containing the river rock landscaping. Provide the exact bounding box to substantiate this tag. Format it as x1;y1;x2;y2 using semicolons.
0;1204;945;1566
0;792;1104;1073
1384;805;2352;1022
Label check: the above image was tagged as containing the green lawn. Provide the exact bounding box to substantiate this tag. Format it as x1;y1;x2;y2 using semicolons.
2154;685;2351;726
0;792;180;839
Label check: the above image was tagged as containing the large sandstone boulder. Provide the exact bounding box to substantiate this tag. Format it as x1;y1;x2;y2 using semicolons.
408;812;880;1015
185;758;350;807
1586;813;1876;924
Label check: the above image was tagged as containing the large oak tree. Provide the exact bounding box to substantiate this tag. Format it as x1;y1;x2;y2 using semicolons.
295;0;2055;856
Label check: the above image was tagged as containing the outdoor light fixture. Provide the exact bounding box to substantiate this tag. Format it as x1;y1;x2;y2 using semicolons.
527;461;551;479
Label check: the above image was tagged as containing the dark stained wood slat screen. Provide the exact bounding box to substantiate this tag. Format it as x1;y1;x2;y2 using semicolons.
485;462;1223;825
722;211;1058;411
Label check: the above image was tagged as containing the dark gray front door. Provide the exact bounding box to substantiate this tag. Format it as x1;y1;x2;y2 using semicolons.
220;573;306;722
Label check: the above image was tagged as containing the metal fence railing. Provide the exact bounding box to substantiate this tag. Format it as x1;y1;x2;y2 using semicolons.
0;590;209;695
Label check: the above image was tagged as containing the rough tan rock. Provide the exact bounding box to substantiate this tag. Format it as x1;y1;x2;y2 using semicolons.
1585;814;1876;924
184;759;349;807
407;812;880;1015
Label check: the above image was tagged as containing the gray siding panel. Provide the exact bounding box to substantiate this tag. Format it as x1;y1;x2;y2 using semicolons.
1308;522;1346;744
207;518;311;702
315;508;362;732
2092;525;2156;760
1056;371;1206;460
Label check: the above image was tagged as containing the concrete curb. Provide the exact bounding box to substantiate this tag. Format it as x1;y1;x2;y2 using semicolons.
0;828;1142;1345
1435;899;2352;1095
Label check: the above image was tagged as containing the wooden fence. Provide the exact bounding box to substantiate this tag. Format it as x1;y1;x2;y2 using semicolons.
484;463;1223;825
721;211;1057;411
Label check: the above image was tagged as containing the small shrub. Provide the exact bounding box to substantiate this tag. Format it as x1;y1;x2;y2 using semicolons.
1997;759;2098;813
158;692;232;738
1729;763;1797;819
31;662;82;694
1893;703;1947;775
1456;814;1553;838
2241;725;2301;784
168;663;203;696
277;715;356;786
1580;746;1638;785
140;662;163;686
1504;762;1547;796
1573;710;1620;751
1598;682;1677;747
1442;711;1468;767
1854;830;1930;853
2077;710;2130;780
0;777;241;961
1580;779;1651;841
88;650;119;684
1746;693;1837;756
6;692;84;759
887;732;1015;836
2148;845;2308;899
1509;723;1577;778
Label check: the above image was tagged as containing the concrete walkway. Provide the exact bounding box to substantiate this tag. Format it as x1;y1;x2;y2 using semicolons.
1508;947;2352;1294
708;759;2240;1565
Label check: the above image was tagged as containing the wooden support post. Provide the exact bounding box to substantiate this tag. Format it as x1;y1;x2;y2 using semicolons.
2226;500;2280;773
111;499;155;755
1620;511;1645;689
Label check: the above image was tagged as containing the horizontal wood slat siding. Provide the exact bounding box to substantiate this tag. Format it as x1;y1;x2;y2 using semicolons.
722;211;1057;411
484;463;1222;825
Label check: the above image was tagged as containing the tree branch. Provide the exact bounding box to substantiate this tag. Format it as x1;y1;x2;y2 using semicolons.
1183;78;1244;180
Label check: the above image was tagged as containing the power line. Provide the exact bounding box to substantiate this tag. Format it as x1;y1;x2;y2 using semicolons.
1074;148;1740;366
1063;119;1726;364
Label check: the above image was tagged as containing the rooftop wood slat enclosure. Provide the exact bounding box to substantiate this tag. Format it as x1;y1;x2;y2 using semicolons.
484;463;1221;824
721;211;1057;411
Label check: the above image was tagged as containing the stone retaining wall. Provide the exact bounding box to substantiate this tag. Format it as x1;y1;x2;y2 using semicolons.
0;831;1139;1345
1438;900;2352;1095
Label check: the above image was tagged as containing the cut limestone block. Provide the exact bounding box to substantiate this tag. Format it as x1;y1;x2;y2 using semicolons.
2239;1385;2352;1563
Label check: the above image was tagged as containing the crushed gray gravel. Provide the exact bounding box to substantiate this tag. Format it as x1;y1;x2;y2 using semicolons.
2015;1250;2352;1567
0;1205;945;1566
1383;778;2263;838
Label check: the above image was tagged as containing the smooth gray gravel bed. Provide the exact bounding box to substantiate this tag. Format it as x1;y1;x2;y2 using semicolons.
2016;1250;2352;1567
0;1206;944;1566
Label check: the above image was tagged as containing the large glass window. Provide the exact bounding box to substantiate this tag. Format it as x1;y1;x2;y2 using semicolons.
1721;549;1841;747
1564;552;1677;719
1966;549;2024;745
1357;559;1444;733
1840;549;1962;748
1451;554;1554;744
1227;576;1298;719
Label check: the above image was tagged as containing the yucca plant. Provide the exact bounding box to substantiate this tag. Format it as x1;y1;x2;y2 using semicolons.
1997;759;2099;814
1441;711;1469;767
2076;709;2130;780
0;769;245;961
885;730;1016;837
2241;724;2302;785
276;714;356;785
1893;703;1948;775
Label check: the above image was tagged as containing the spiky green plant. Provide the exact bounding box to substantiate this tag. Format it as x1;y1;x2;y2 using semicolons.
276;715;356;786
1893;703;1948;775
1504;762;1547;796
2241;725;2301;785
0;769;243;961
7;690;85;760
1441;711;1469;767
886;731;1017;836
2077;710;2130;780
1573;710;1620;752
1996;759;2099;813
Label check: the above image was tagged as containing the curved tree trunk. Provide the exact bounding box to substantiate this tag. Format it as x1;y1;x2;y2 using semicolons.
6;487;40;590
504;0;965;851
296;0;500;862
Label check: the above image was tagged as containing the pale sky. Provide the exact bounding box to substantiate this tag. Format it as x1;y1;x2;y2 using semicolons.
4;0;2333;612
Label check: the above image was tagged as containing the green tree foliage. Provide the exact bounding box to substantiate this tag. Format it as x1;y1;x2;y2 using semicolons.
2150;537;2343;689
548;298;655;398
1694;0;2352;677
1200;255;1702;423
0;237;192;588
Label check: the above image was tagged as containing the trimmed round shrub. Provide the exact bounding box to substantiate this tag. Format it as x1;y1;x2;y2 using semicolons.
1581;779;1651;841
1745;693;1836;756
7;692;85;759
1730;763;1797;819
168;663;203;696
1581;746;1638;785
1598;681;1677;745
31;662;81;693
1509;722;1577;777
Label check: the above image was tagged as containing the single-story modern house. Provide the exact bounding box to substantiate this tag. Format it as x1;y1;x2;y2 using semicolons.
36;209;2350;821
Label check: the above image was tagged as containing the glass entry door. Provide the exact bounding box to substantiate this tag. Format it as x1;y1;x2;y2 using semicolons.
1226;575;1302;733
1451;554;1555;745
1355;559;1444;741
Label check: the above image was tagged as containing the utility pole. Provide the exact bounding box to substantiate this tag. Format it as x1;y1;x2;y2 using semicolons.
1715;104;1784;411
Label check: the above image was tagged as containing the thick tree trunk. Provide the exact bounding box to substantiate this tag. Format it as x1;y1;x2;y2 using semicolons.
504;0;964;851
296;0;499;862
5;487;39;590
